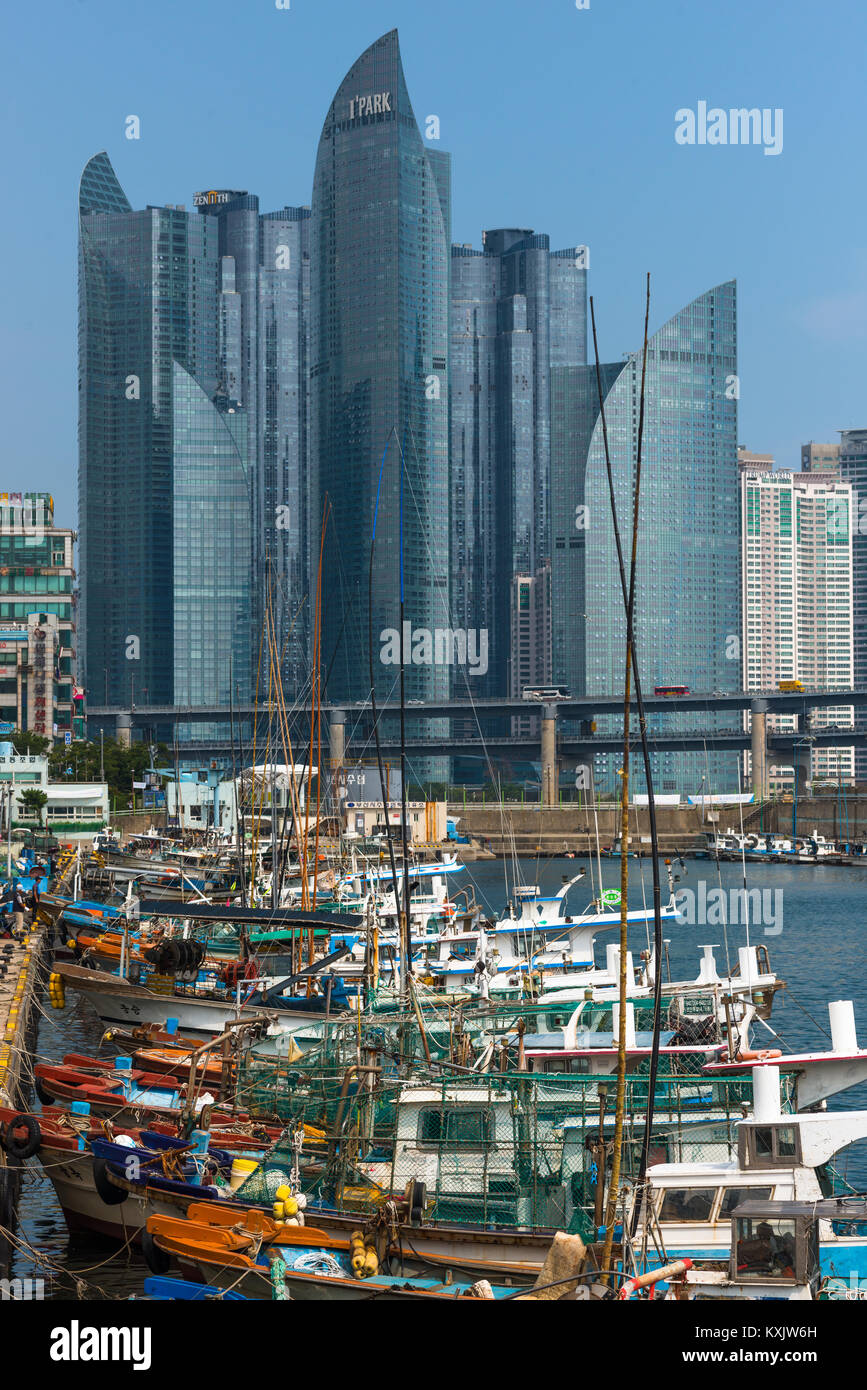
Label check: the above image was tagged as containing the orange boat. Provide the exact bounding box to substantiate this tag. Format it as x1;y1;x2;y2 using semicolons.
145;1204;520;1300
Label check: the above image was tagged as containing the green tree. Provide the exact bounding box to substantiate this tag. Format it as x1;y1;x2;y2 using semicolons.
11;729;51;757
19;788;48;826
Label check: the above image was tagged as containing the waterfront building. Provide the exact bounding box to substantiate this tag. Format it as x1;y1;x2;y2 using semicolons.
740;465;854;790
79;154;310;726
837;429;867;781
0;493;76;740
450;232;586;697
553;283;741;795
0;743;108;833
311;30;451;708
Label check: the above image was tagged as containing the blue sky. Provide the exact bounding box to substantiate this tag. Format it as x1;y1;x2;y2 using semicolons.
3;0;865;525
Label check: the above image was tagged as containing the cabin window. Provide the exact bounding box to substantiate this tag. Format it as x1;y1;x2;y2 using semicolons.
418;1108;491;1150
734;1216;798;1279
718;1186;773;1217
545;1012;572;1030
743;1125;802;1169
659;1188;716;1222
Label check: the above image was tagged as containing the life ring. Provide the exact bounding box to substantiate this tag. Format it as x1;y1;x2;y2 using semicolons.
92;1156;128;1206
1;1113;41;1161
142;1227;171;1275
736;1048;783;1062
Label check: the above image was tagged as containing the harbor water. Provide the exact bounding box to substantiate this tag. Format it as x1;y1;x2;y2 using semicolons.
12;856;867;1298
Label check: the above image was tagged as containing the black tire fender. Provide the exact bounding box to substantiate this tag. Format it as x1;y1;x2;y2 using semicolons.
142;1226;171;1275
34;1077;54;1107
1;1113;41;1161
92;1155;128;1206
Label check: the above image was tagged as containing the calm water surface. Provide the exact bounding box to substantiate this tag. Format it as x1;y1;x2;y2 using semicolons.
12;856;867;1298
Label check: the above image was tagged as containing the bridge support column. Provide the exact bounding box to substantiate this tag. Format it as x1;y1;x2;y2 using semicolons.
792;741;812;798
116;713;132;750
750;700;769;800
541;705;558;807
329;709;346;815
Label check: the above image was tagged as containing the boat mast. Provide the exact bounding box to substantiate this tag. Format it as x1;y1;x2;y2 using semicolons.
367;430;404;993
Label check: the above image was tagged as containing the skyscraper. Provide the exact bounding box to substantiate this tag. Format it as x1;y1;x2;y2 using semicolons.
195;194;311;697
79;156;310;719
553;282;741;794
450;232;586;696
311;31;451;706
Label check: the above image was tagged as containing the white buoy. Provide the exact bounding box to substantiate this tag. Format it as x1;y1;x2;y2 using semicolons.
829;1000;858;1054
752;1064;781;1121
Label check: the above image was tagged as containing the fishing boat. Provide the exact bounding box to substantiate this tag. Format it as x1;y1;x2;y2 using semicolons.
634;1063;867;1282
666;1198;866;1301
144;1204;526;1300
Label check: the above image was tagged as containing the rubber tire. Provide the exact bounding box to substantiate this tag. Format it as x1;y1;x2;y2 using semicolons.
92;1156;128;1207
34;1077;54;1107
2;1113;41;1161
142;1226;171;1276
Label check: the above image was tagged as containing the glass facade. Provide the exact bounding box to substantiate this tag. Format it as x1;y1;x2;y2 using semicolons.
311;30;450;707
450;233;586;696
79;153;222;708
575;282;741;794
79;154;308;714
172;364;252;707
551;361;623;701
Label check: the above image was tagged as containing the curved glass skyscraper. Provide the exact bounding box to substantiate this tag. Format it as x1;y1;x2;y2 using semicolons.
554;281;741;793
311;30;450;705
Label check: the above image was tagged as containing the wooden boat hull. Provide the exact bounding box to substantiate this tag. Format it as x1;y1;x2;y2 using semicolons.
54;961;332;1040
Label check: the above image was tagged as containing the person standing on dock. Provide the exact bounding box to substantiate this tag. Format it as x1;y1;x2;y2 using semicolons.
11;881;27;939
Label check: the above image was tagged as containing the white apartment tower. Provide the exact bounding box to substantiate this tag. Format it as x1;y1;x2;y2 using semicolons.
741;465;854;789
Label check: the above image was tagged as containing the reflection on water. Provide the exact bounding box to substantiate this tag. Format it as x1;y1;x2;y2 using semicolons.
12;857;867;1297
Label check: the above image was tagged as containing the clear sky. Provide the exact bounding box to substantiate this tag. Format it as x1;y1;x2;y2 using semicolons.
3;0;865;525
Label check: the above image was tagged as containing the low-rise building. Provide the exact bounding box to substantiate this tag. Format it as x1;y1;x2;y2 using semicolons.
0;744;108;834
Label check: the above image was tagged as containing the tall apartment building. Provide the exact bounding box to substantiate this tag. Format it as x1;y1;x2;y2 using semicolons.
837;429;867;780
450;232;586;696
0;493;76;740
740;465;854;789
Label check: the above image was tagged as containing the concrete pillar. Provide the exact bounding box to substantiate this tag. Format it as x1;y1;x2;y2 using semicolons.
792;742;812;797
329;709;346;814
750;700;768;800
541;705;558;807
116;713;132;750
